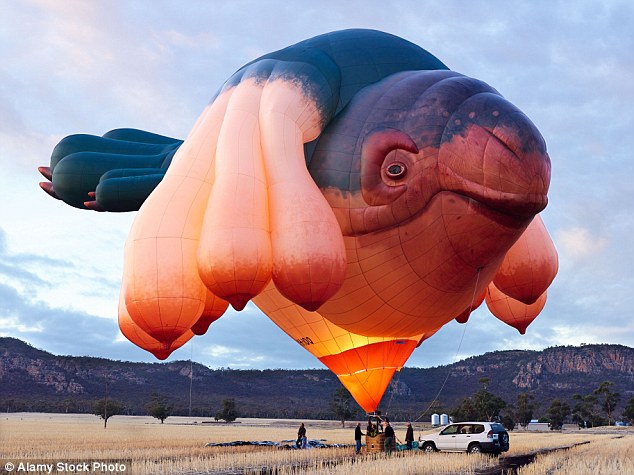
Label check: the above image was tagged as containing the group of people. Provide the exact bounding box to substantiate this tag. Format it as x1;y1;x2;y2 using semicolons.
355;418;415;454
298;419;415;454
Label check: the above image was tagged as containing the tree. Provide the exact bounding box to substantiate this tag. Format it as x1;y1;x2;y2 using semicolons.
572;393;597;428
571;394;585;428
622;397;634;424
473;379;506;421
146;394;172;424
546;399;570;430
92;398;123;429
451;379;506;423
452;397;478;422
516;393;536;429
500;414;515;431
216;398;238;423
593;381;620;426
329;386;355;427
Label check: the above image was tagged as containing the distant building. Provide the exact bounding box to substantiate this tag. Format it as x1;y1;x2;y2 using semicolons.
526;421;550;431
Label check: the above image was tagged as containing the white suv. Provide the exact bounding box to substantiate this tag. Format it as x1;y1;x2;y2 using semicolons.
419;422;510;455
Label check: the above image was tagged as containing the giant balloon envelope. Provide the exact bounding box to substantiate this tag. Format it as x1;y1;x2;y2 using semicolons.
39;29;558;413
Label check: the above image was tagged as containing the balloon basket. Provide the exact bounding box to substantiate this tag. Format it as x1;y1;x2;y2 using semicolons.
365;433;395;453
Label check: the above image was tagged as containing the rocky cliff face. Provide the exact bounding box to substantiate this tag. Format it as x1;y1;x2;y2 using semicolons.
0;353;85;394
512;345;634;389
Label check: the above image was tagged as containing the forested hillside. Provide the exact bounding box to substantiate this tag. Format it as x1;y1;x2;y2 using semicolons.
1;337;632;421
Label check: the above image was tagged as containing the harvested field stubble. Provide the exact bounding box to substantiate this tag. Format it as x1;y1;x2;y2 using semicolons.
517;434;634;475
1;414;633;474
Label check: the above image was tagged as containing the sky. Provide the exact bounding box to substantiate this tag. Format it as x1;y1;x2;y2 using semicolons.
1;0;633;372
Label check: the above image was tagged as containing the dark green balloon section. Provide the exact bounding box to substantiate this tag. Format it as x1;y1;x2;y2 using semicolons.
46;129;181;211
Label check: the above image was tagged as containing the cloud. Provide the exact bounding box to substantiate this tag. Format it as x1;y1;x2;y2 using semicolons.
556;227;608;261
0;227;120;354
0;223;321;369
0;280;118;356
194;306;326;370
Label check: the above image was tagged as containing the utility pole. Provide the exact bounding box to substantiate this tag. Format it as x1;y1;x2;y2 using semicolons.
104;380;108;429
189;341;193;417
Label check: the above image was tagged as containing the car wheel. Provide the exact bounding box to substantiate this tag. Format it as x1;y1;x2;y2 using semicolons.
468;443;482;454
422;442;436;453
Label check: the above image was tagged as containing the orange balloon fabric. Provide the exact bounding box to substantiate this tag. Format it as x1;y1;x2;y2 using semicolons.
416;329;439;348
122;95;233;345
313;70;551;337
254;283;432;413
485;282;546;334
123;80;348;347
36;31;562;418
118;290;194;360
493;215;559;305
312;211;520;338
455;291;486;324
118;31;553;349
190;292;230;336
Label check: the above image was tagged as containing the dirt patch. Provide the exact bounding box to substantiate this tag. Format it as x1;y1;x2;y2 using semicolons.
475;441;591;475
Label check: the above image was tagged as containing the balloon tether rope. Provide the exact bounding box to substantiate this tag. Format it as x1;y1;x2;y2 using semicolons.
384;366;402;418
411;267;482;424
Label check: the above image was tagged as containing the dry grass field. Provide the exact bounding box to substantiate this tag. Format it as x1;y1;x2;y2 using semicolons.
1;413;632;474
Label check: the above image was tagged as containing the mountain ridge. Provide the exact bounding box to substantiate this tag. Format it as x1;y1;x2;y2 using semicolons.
1;337;632;420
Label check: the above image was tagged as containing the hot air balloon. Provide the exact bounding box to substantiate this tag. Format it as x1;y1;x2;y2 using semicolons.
39;29;557;414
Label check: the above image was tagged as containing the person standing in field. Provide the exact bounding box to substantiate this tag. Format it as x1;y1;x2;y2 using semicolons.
354;422;364;454
297;423;307;449
405;422;414;450
383;420;395;454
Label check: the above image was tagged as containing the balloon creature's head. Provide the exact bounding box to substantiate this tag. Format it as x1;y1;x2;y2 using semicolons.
310;70;553;336
315;70;550;236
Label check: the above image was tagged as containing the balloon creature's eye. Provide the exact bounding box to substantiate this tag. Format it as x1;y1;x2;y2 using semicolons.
386;162;406;179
